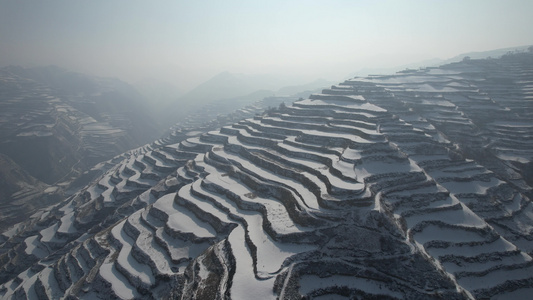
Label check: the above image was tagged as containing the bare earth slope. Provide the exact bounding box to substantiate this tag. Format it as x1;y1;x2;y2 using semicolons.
1;52;532;299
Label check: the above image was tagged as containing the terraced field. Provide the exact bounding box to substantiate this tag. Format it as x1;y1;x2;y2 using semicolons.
1;52;532;299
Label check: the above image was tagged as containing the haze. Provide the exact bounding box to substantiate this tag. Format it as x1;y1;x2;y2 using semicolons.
1;0;532;92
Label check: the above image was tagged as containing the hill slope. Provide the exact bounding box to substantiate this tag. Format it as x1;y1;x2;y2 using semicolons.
0;66;159;185
1;51;533;299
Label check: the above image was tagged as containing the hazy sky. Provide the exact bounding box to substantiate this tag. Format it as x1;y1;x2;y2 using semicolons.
1;0;532;91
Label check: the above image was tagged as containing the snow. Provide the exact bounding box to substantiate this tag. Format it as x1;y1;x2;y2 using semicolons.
332;159;358;178
39;267;62;299
353;158;419;179
177;173;317;287
144;151;174;168
153;193;217;238
427;165;488;178
2;222;24;238
213;148;320;210
493;287;533;300
502;193;523;214
443;251;531;274
263;148;363;192
276;139;332;157
183;181;233;224
426;69;461;75
186;130;203;136
16;131;53;137
197;174;310;234
407;83;460;93
421;99;456;107
296;97;386;112
167;207;217;239
404;203;486;228
458;263;533;291
127;211;176;275
277;141;359;179
100;262;141;299
82;123;123;134
110;220;155;286
57;211;77;234
154;227;207;269
413;224;489;245
20;272;40;300
494;152;531;164
3;58;533;300
299;274;402;298
44;186;58;193
314;295;349;300
439;177;503;194
24;235;49;258
427;236;517;259
245;209;316;276
197;257;210;280
390;184;446;199
39;222;59;243
300;128;374;144
329;122;381;137
490;120;533;129
341;147;362;161
228;226;276;299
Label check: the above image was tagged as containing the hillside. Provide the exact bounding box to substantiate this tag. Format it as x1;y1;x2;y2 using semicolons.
0;66;159;184
0;153;55;231
1;51;533;299
0;66;165;227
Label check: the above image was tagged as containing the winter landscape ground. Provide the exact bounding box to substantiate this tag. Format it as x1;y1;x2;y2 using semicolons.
1;50;533;299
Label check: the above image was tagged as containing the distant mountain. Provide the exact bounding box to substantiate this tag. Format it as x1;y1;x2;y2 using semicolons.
349;57;444;77
350;44;533;77
179;72;284;102
442;44;532;63
0;66;162;204
133;77;183;106
176;72;333;103
161;72;333;127
276;78;334;96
